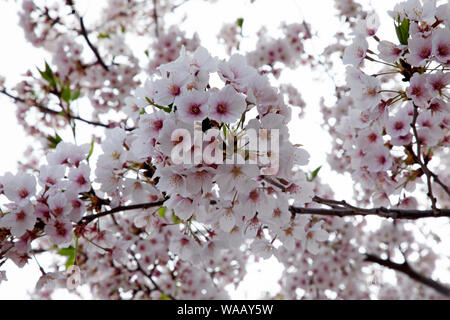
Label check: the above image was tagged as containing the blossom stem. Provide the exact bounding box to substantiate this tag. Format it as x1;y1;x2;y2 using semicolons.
365;55;397;67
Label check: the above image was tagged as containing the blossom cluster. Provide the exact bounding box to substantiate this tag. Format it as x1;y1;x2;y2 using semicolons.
0;0;449;301
324;0;449;208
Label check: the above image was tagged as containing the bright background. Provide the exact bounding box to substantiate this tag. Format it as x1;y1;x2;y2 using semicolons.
0;0;426;299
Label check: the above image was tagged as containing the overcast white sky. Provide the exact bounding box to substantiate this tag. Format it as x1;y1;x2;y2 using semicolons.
0;0;411;299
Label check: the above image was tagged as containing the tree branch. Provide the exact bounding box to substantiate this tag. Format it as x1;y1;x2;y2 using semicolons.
152;0;159;38
78;196;450;227
67;0;109;71
410;103;441;213
1;89;133;131
261;176;450;219
290;204;450;219
79;198;168;225
130;251;176;300
365;253;450;297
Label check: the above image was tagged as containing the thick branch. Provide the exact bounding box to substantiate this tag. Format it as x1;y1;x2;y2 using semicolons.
290;204;450;219
79;196;450;226
365;253;450;297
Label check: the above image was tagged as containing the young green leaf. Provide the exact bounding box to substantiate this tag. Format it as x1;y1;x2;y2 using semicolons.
61;85;72;104
157;206;167;218
309;166;322;181
395;18;410;45
87;138;95;162
37;62;57;89
46;133;63;149
236;17;244;28
72;89;81;101
57;246;77;269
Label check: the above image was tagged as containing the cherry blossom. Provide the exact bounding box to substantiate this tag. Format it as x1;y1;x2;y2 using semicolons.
0;0;448;301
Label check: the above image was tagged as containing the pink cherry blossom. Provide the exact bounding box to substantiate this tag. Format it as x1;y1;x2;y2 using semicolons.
432;28;450;64
343;37;368;67
406;35;432;66
0;202;36;237
406;73;433;107
208;85;246;123
175;89;209;121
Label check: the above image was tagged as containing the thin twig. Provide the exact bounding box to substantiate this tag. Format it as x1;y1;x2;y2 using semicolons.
79;198;168;225
152;0;159;38
131;251;176;300
409;103;444;213
1;89;133;131
67;0;109;71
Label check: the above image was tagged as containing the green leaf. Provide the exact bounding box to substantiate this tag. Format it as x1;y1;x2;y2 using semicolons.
97;33;110;39
159;293;170;300
171;211;181;224
37;62;57;89
61;85;71;103
87;138;95;162
307;166;322;182
57;245;78;269
46;133;63;149
236;17;244;28
144;49;149;57
72;89;81;101
395;19;410;45
311;166;322;180
157;206;166;218
57;246;75;256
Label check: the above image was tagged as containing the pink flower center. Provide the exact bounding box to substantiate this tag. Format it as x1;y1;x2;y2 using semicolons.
377;155;386;165
368;133;378;142
53;207;63;216
273;208;281;218
420;47;431;58
438;44;449;57
216;103;228;114
180;237;190;246
249;190;259;201
411;86;422;97
76;175;87;186
152;119;163;130
18;188;29;199
394;121;404;130
16;211;26;221
170;85;180;96
190;104;201;115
